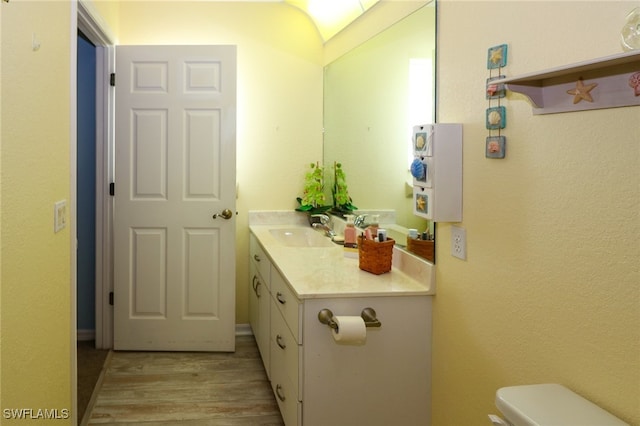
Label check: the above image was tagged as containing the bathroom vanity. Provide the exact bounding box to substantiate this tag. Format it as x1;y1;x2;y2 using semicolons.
248;213;435;426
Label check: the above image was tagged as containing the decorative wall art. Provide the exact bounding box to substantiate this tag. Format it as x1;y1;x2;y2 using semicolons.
486;136;506;159
486;106;506;129
486;44;508;159
630;72;640;96
566;78;598;104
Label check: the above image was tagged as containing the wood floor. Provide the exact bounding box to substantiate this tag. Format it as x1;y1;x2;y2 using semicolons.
84;335;284;425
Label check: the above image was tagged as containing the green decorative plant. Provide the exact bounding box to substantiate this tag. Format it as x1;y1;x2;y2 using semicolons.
331;161;357;214
296;162;331;214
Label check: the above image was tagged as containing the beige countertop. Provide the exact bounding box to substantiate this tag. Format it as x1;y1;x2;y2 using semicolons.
250;224;435;299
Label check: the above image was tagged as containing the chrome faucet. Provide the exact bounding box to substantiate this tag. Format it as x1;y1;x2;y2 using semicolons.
312;222;336;238
309;214;336;238
309;214;330;226
353;214;368;228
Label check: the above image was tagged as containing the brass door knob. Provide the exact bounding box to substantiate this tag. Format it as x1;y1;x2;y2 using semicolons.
212;209;233;220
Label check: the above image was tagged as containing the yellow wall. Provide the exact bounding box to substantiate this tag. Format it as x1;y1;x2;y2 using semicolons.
0;1;73;423
90;0;119;38
114;1;324;325
1;1;638;425
0;0;3;408
434;1;639;424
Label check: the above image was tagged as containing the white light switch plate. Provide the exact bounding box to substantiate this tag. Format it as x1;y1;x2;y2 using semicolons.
54;200;67;233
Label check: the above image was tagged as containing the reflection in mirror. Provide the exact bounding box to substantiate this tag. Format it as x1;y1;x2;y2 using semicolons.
323;3;436;260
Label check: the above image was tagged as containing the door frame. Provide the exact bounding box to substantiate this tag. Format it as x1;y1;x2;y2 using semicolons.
76;0;116;353
71;3;115;420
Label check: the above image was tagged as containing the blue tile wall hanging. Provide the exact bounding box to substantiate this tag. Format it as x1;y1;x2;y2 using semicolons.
486;106;506;129
487;44;508;69
486;44;508;159
486;136;506;159
486;75;506;99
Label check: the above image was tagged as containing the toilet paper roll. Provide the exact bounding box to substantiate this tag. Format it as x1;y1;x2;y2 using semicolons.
332;316;367;344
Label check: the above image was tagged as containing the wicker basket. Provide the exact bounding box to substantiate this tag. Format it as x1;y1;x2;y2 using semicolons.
406;237;435;262
358;236;395;275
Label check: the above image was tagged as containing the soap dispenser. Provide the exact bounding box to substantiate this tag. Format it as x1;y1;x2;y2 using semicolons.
344;214;357;248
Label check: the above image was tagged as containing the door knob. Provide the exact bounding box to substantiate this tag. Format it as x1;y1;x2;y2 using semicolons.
212;209;233;220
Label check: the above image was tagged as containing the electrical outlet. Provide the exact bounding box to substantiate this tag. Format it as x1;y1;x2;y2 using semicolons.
54;200;67;233
451;226;466;260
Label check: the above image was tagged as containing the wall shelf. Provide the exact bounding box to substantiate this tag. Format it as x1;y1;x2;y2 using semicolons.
502;50;640;114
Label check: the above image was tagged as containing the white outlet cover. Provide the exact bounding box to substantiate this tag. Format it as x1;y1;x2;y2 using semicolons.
451;226;466;260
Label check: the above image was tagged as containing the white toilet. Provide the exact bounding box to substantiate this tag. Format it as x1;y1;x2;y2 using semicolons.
489;383;629;426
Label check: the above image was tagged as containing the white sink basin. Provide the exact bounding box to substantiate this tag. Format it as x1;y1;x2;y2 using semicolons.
269;228;335;248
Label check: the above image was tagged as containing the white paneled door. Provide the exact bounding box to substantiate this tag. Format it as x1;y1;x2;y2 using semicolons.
114;46;237;351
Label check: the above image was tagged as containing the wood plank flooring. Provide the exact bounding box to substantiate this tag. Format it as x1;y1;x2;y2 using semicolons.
84;336;284;425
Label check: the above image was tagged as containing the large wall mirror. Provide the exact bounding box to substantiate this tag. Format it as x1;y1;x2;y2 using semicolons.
323;2;437;259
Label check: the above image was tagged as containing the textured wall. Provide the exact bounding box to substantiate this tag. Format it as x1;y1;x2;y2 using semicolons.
433;1;639;425
1;1;73;422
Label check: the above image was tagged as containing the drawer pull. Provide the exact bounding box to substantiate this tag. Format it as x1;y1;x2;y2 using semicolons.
276;291;286;304
252;276;262;297
275;384;286;402
276;334;286;349
253;254;261;262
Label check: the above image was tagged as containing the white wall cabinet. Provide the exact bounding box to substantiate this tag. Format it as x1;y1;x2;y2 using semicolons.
250;234;432;426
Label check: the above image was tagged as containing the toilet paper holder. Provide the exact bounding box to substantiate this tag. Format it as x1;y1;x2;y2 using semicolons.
317;307;381;330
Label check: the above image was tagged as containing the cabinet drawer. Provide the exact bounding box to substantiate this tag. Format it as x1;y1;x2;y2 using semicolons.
270;300;300;401
250;234;271;289
271;338;302;426
271;270;302;343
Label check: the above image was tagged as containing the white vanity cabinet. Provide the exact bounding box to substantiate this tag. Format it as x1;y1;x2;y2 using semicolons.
249;235;271;377
249;226;433;426
304;295;431;426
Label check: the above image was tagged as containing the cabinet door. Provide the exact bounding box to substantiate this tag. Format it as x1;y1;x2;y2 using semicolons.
302;296;432;426
249;261;270;377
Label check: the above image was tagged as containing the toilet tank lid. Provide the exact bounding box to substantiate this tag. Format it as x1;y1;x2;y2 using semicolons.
495;384;628;426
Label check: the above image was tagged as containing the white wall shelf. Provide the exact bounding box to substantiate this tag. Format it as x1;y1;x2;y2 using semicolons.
502;50;640;114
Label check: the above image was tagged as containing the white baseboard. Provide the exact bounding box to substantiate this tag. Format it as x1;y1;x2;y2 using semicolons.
80;326;251;342
77;329;96;341
235;323;253;336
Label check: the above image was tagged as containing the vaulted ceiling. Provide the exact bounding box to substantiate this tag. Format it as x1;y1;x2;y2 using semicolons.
284;0;380;41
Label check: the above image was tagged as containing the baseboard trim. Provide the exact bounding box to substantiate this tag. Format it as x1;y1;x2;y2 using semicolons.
235;323;253;336
77;329;96;341
80;326;250;342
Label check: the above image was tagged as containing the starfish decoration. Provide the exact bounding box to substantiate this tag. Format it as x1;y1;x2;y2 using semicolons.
416;195;426;212
566;78;598;104
489;47;503;65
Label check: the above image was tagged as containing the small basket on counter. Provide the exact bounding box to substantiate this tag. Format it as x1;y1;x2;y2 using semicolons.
357;236;395;275
406;236;435;262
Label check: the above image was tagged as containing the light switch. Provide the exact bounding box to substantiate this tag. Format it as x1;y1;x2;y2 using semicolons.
54;200;67;233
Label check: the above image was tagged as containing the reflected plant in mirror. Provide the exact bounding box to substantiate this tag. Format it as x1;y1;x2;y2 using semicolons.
331;162;358;216
323;2;437;259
